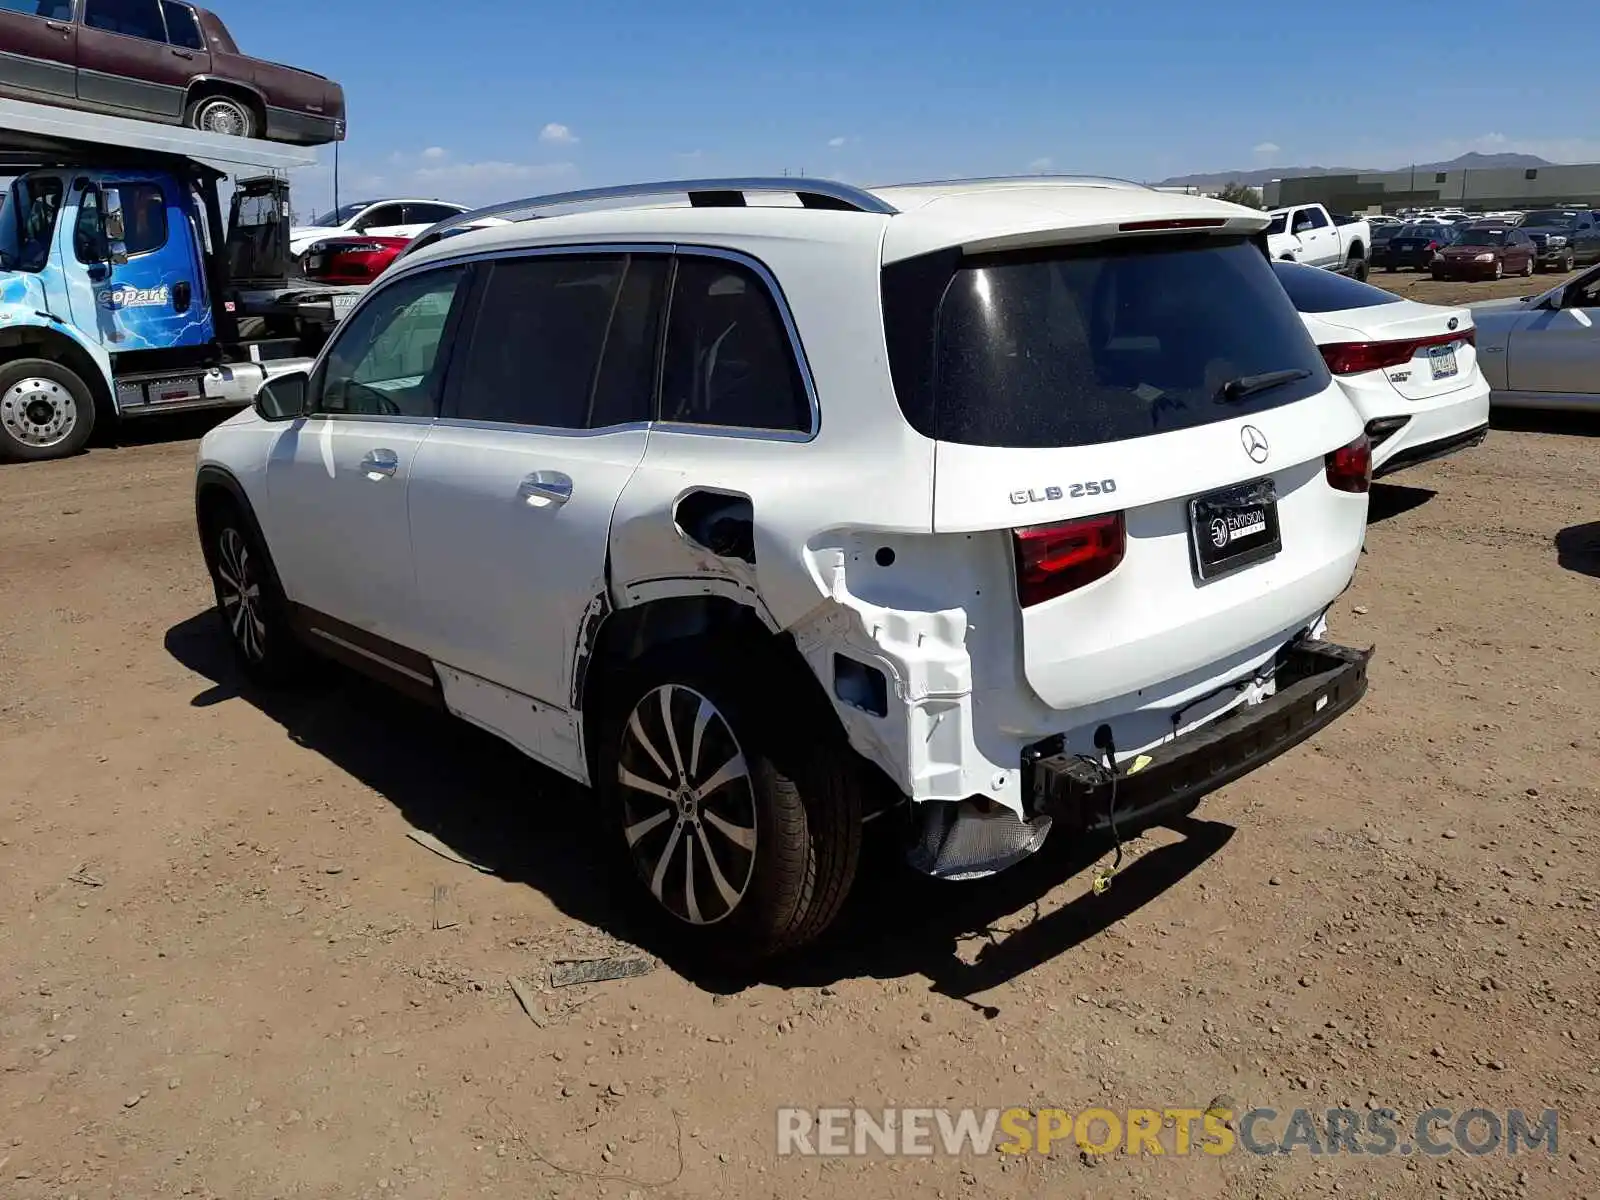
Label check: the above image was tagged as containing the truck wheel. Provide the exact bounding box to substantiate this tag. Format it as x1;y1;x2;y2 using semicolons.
597;646;863;965
186;95;257;139
1348;256;1369;283
1563;251;1576;273
199;497;309;686
0;358;96;463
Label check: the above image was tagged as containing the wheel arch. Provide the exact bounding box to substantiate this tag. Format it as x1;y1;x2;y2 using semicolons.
0;324;116;432
184;78;267;129
194;464;284;593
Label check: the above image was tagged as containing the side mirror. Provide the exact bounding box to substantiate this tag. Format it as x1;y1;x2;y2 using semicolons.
100;188;129;265
254;370;309;421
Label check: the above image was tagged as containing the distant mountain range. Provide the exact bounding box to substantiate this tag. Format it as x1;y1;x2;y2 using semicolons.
1155;152;1555;189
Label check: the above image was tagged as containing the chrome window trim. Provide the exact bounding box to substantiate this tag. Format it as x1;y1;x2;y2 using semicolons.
400;241;820;443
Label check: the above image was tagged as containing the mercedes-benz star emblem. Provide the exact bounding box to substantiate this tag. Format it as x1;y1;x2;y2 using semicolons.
1241;424;1270;464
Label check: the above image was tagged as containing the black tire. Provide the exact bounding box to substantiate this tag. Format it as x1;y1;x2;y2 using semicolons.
1493;260;1504;281
185;94;257;139
1348;255;1369;283
1522;255;1535;278
198;495;308;686
1563;251;1576;273
1385;264;1397;273
234;316;268;340
596;644;863;964
1431;270;1445;281
0;357;97;463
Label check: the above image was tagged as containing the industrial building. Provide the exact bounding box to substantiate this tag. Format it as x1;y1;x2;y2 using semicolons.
1262;162;1600;214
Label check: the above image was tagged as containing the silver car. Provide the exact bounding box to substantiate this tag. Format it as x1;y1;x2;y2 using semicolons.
1473;263;1600;410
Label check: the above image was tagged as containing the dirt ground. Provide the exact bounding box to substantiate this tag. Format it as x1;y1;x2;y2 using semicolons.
2;346;1598;1198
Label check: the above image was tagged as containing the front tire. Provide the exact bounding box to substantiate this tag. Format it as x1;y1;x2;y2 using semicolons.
1493;260;1504;280
1563;250;1576;273
598;648;863;964
1522;255;1535;277
200;500;308;686
186;94;257;139
0;358;96;463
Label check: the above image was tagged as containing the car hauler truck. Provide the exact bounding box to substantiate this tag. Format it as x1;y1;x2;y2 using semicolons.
0;97;324;462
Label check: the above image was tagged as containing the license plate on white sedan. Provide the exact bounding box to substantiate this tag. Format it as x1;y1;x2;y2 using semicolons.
1428;344;1459;380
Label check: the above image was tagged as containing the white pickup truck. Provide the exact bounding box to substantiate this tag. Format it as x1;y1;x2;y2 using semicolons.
1266;204;1371;280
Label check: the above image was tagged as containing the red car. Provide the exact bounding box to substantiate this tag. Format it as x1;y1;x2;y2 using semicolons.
299;235;409;285
1431;227;1537;281
0;0;345;145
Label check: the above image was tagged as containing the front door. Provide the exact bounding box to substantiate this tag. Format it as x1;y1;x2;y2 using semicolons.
407;252;666;756
64;174;212;353
76;0;193;119
261;264;468;646
0;0;78;101
1506;272;1600;394
351;203;415;240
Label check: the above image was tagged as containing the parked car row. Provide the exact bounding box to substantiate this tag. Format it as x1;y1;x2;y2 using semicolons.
191;175;1490;963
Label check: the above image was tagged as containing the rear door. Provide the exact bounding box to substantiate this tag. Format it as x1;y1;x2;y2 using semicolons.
76;0;191;119
887;233;1367;712
351;203;412;240
0;0;78;101
408;250;666;720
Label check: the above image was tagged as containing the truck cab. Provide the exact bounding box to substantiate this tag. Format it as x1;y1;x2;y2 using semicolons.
0;96;322;462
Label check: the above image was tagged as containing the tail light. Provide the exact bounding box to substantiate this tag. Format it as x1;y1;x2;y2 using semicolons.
1013;513;1125;608
1427;241;1440;250
1319;328;1474;375
1325;434;1372;494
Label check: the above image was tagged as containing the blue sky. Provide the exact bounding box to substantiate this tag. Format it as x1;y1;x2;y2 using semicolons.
221;0;1600;213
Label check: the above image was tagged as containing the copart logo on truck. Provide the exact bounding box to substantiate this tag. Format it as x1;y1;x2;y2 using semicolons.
97;285;171;310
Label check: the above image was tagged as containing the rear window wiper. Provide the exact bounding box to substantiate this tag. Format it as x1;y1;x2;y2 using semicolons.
1217;368;1312;404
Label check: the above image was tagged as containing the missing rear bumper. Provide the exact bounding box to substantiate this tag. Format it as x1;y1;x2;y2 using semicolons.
1027;639;1372;835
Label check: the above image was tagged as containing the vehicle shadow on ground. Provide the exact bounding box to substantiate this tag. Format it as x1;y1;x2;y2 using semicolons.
105;409;235;449
165;610;1233;1007
1367;482;1436;525
1555;522;1600;580
1490;409;1600;438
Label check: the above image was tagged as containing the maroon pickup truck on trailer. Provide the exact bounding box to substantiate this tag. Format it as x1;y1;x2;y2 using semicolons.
0;0;344;145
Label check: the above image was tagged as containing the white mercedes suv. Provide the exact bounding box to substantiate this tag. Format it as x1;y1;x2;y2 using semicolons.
193;175;1374;962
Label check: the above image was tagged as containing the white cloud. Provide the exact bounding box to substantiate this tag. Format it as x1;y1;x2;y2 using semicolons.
828;136;848;149
421;146;447;161
412;159;578;191
1028;156;1053;173
1253;142;1280;156
539;122;579;145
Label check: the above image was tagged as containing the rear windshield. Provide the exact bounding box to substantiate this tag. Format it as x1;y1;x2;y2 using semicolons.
1522;210;1576;226
882;236;1331;449
1266;214;1287;236
1272;261;1400;312
1455;229;1508;246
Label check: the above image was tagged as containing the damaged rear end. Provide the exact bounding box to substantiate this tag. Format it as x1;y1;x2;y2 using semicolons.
877;205;1374;879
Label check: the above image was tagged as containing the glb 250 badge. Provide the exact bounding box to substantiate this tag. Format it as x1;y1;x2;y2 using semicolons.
1010;480;1118;505
97;285;171;310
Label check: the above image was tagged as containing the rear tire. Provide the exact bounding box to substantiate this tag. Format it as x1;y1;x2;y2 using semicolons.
1522;255;1535;278
0;358;96;463
1348;255;1369;283
199;497;309;687
596;645;863;965
185;94;257;139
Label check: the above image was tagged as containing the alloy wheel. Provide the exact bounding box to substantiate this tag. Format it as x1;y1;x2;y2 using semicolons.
0;377;77;449
616;684;758;926
215;527;266;662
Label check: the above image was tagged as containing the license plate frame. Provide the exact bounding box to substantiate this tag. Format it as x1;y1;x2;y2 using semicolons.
1428;344;1459;380
1189;477;1282;582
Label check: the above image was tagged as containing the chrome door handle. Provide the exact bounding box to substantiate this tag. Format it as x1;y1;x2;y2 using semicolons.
45;19;69;29
171;48;195;59
519;470;573;505
360;448;399;478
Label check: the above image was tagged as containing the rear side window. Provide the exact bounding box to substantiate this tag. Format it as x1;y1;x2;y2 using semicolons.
0;0;73;17
405;203;465;225
448;254;665;430
883;236;1331;449
160;2;205;49
658;256;811;434
1271;261;1401;313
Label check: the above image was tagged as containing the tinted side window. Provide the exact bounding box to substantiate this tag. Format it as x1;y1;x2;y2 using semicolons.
160;1;205;49
84;0;168;41
450;254;664;430
1271;261;1401;313
0;0;74;17
0;175;65;273
405;203;464;225
73;181;167;261
354;204;405;230
315;266;465;418
659;256;810;434
1304;208;1330;230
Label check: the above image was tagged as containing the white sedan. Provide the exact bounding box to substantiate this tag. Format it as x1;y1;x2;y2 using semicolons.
288;199;472;260
1273;262;1490;476
1472;263;1600;410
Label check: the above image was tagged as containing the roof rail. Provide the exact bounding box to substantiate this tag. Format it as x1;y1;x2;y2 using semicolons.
872;173;1152;192
402;176;897;259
